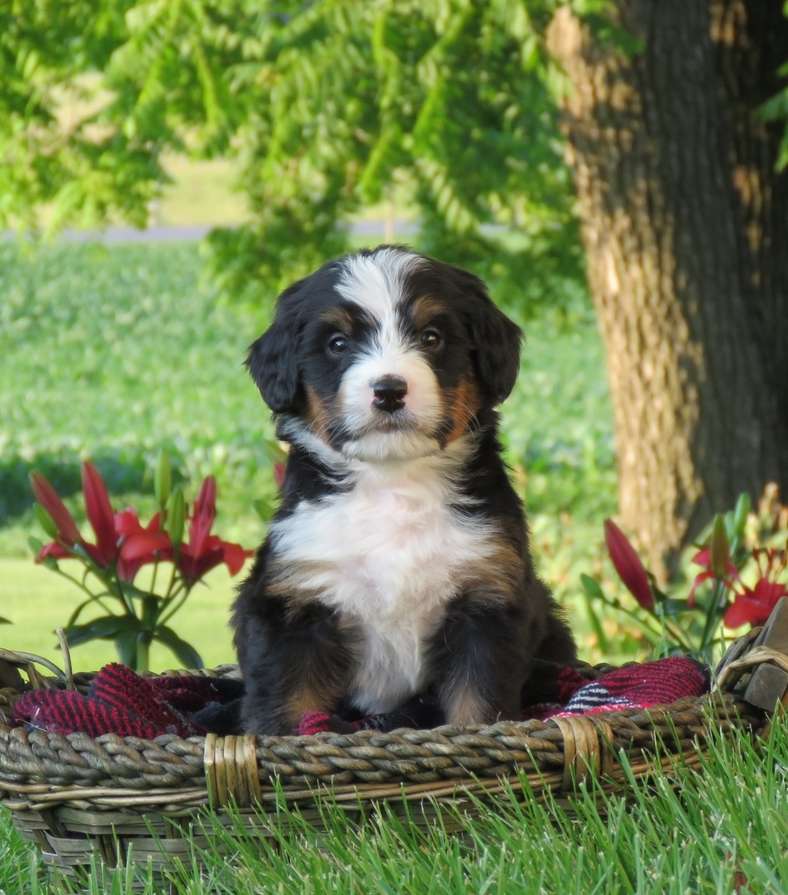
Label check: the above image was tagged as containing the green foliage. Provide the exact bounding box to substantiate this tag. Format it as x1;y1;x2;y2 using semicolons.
1;719;786;893
0;0;608;310
0;240;281;555
4;1;788;311
0;1;163;229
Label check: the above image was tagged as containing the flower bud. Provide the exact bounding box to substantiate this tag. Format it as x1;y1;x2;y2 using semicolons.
732;492;751;539
604;519;655;611
709;515;730;579
167;487;185;546
154;451;172;508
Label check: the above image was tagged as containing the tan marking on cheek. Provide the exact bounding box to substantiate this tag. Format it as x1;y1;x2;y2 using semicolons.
444;377;481;444
305;385;335;441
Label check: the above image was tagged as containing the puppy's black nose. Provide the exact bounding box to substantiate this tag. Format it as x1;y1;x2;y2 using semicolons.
371;375;408;413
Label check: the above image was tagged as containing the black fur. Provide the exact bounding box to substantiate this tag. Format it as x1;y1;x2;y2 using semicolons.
233;246;576;735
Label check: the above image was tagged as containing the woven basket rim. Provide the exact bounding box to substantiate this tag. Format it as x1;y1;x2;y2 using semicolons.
0;643;772;812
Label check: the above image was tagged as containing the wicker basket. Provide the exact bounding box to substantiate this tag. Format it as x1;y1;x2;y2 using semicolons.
1;607;786;883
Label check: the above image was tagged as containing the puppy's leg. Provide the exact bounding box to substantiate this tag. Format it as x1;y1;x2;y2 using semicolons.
427;596;528;727
239;601;353;736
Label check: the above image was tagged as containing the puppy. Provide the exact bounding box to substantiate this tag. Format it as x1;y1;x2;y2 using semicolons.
233;245;576;735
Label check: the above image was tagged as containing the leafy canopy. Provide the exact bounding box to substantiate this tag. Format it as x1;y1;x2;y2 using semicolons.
2;0;611;308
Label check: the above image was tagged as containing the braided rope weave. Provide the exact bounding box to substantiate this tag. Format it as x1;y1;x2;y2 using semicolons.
0;680;762;811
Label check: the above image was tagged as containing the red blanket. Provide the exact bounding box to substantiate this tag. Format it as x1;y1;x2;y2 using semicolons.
13;656;708;739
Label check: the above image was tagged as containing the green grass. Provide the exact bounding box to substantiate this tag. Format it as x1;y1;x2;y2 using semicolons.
1;718;785;894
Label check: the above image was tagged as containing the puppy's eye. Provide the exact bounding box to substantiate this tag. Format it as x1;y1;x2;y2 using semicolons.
420;328;443;350
327;334;350;355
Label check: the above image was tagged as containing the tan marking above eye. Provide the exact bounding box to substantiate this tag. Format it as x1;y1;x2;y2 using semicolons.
410;295;448;329
319;306;354;334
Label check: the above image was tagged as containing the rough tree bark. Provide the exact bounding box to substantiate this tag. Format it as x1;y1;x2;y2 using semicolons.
547;1;788;579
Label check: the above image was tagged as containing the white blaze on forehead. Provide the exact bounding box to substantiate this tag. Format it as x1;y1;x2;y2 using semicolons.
335;249;442;450
336;247;422;337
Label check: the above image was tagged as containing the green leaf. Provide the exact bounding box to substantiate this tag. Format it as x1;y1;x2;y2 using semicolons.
579;574;608;652
659;597;690;618
252;497;274;522
0;616;11;625
64;616;142;648
732;492;751;538
154;625;204;669
579;573;604;601
65;598;101;629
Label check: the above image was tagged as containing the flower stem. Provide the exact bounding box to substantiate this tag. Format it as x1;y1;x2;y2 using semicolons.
157;585;191;627
50;568;118;618
135;635;151;674
699;579;728;653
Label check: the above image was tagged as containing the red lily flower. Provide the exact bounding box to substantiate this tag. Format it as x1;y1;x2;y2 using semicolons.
177;476;253;583
82;461;120;566
687;548;739;607
33;464;172;580
724;549;787;628
604;519;655;610
116;510;173;582
32;463;120;568
30;472;82;545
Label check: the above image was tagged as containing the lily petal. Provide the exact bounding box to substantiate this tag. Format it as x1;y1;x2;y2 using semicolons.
120;531;173;562
188;476;216;557
82;461;117;565
36;542;74;562
30;472;82;545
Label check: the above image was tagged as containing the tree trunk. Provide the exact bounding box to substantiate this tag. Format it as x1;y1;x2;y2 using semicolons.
547;1;788;579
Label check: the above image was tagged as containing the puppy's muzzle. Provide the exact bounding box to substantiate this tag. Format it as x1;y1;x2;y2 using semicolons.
371;375;408;413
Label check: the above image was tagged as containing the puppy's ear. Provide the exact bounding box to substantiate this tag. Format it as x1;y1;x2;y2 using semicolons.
246;279;307;413
461;272;522;404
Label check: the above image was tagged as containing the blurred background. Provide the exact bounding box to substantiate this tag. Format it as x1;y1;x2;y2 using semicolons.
1;1;786;670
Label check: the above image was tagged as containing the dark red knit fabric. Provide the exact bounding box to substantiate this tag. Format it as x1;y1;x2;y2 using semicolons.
554;656;708;717
13;663;206;738
12;656;709;739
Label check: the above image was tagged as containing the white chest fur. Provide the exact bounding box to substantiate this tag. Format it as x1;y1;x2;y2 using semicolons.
269;454;497;713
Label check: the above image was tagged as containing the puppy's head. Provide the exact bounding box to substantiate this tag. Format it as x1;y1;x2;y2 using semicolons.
247;246;521;462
